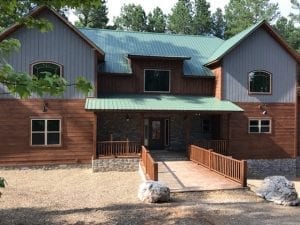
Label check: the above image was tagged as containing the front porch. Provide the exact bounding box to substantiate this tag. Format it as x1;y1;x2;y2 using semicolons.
96;112;231;157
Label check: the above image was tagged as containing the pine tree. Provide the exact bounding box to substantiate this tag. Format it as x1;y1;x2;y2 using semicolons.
75;0;108;28
212;8;226;39
147;7;166;33
290;0;300;24
275;16;300;51
114;4;147;31
224;0;279;38
168;0;193;34
192;0;212;35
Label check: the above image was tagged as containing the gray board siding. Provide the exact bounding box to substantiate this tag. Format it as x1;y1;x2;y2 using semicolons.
1;10;95;99
223;27;297;103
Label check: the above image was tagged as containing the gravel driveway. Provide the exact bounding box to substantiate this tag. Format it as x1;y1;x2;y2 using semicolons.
0;168;299;225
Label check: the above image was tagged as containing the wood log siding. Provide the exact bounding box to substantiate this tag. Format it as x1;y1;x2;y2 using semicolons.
97;140;140;157
98;58;215;95
141;146;158;181
0;99;95;165
189;145;247;187
229;103;297;159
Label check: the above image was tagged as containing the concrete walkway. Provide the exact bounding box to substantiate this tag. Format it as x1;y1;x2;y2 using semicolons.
152;151;242;192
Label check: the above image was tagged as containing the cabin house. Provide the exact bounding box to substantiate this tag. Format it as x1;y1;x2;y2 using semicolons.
0;6;299;177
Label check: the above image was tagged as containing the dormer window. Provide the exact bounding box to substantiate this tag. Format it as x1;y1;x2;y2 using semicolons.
144;69;170;92
248;71;271;94
31;62;63;79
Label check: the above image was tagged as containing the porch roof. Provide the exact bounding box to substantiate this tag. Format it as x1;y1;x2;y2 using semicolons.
85;95;243;112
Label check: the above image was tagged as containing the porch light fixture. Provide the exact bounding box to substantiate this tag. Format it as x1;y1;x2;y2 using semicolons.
259;104;267;115
126;114;130;122
42;102;48;112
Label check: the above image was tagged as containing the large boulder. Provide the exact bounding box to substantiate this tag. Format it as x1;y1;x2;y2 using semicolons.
138;181;170;203
255;176;299;206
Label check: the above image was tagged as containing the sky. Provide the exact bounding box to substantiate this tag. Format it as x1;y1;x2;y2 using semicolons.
69;0;294;25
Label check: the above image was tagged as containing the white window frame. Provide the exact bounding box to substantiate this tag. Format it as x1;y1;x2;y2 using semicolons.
144;69;171;93
31;119;62;146
31;61;63;78
248;70;272;95
248;118;271;134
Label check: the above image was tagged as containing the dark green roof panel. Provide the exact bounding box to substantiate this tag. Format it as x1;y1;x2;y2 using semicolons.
79;28;224;76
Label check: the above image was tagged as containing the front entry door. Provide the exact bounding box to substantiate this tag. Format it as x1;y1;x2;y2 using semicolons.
149;119;164;150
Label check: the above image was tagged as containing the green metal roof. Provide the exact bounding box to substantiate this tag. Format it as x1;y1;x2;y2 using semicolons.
85;95;243;112
79;28;224;76
205;20;265;65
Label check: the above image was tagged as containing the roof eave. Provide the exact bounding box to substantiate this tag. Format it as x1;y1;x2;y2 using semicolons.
0;5;105;59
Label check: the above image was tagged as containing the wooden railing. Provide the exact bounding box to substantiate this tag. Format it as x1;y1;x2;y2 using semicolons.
97;140;140;157
189;145;247;187
141;146;158;181
195;139;229;155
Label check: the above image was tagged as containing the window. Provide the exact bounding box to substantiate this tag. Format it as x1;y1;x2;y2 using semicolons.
31;119;61;146
248;71;271;94
144;70;170;92
32;62;62;79
249;119;271;134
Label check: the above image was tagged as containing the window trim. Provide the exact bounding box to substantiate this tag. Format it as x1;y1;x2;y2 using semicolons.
144;69;171;93
248;118;272;134
248;70;272;95
30;118;62;147
30;61;64;78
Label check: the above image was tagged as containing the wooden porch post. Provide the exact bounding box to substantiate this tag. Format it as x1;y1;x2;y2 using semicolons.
93;113;97;158
185;113;191;153
141;112;144;147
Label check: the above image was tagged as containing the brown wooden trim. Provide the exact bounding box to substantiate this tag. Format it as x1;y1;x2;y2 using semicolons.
93;50;98;97
295;91;298;158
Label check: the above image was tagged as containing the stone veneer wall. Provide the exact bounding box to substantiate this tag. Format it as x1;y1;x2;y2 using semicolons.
92;157;140;172
168;114;186;150
247;158;296;178
98;112;141;142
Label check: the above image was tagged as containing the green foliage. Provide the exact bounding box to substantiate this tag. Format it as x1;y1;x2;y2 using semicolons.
192;0;212;35
75;0;108;28
168;0;193;34
114;4;147;31
290;0;300;24
147;7;166;33
212;8;226;39
274;16;300;51
224;0;279;38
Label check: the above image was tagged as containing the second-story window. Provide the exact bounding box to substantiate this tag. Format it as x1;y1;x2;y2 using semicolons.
144;69;170;92
32;62;63;79
248;71;271;94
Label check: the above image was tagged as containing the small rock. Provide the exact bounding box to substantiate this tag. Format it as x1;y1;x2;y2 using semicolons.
138;181;170;203
256;176;299;206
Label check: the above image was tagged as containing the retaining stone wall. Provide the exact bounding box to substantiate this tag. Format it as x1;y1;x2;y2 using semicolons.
92;157;140;172
247;158;296;178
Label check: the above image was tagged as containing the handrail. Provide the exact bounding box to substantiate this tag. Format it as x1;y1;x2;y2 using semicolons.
195;139;229;155
141;146;158;181
97;140;140;157
189;144;247;187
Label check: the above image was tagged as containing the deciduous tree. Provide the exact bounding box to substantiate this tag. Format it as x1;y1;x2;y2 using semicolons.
75;0;108;28
114;4;147;31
